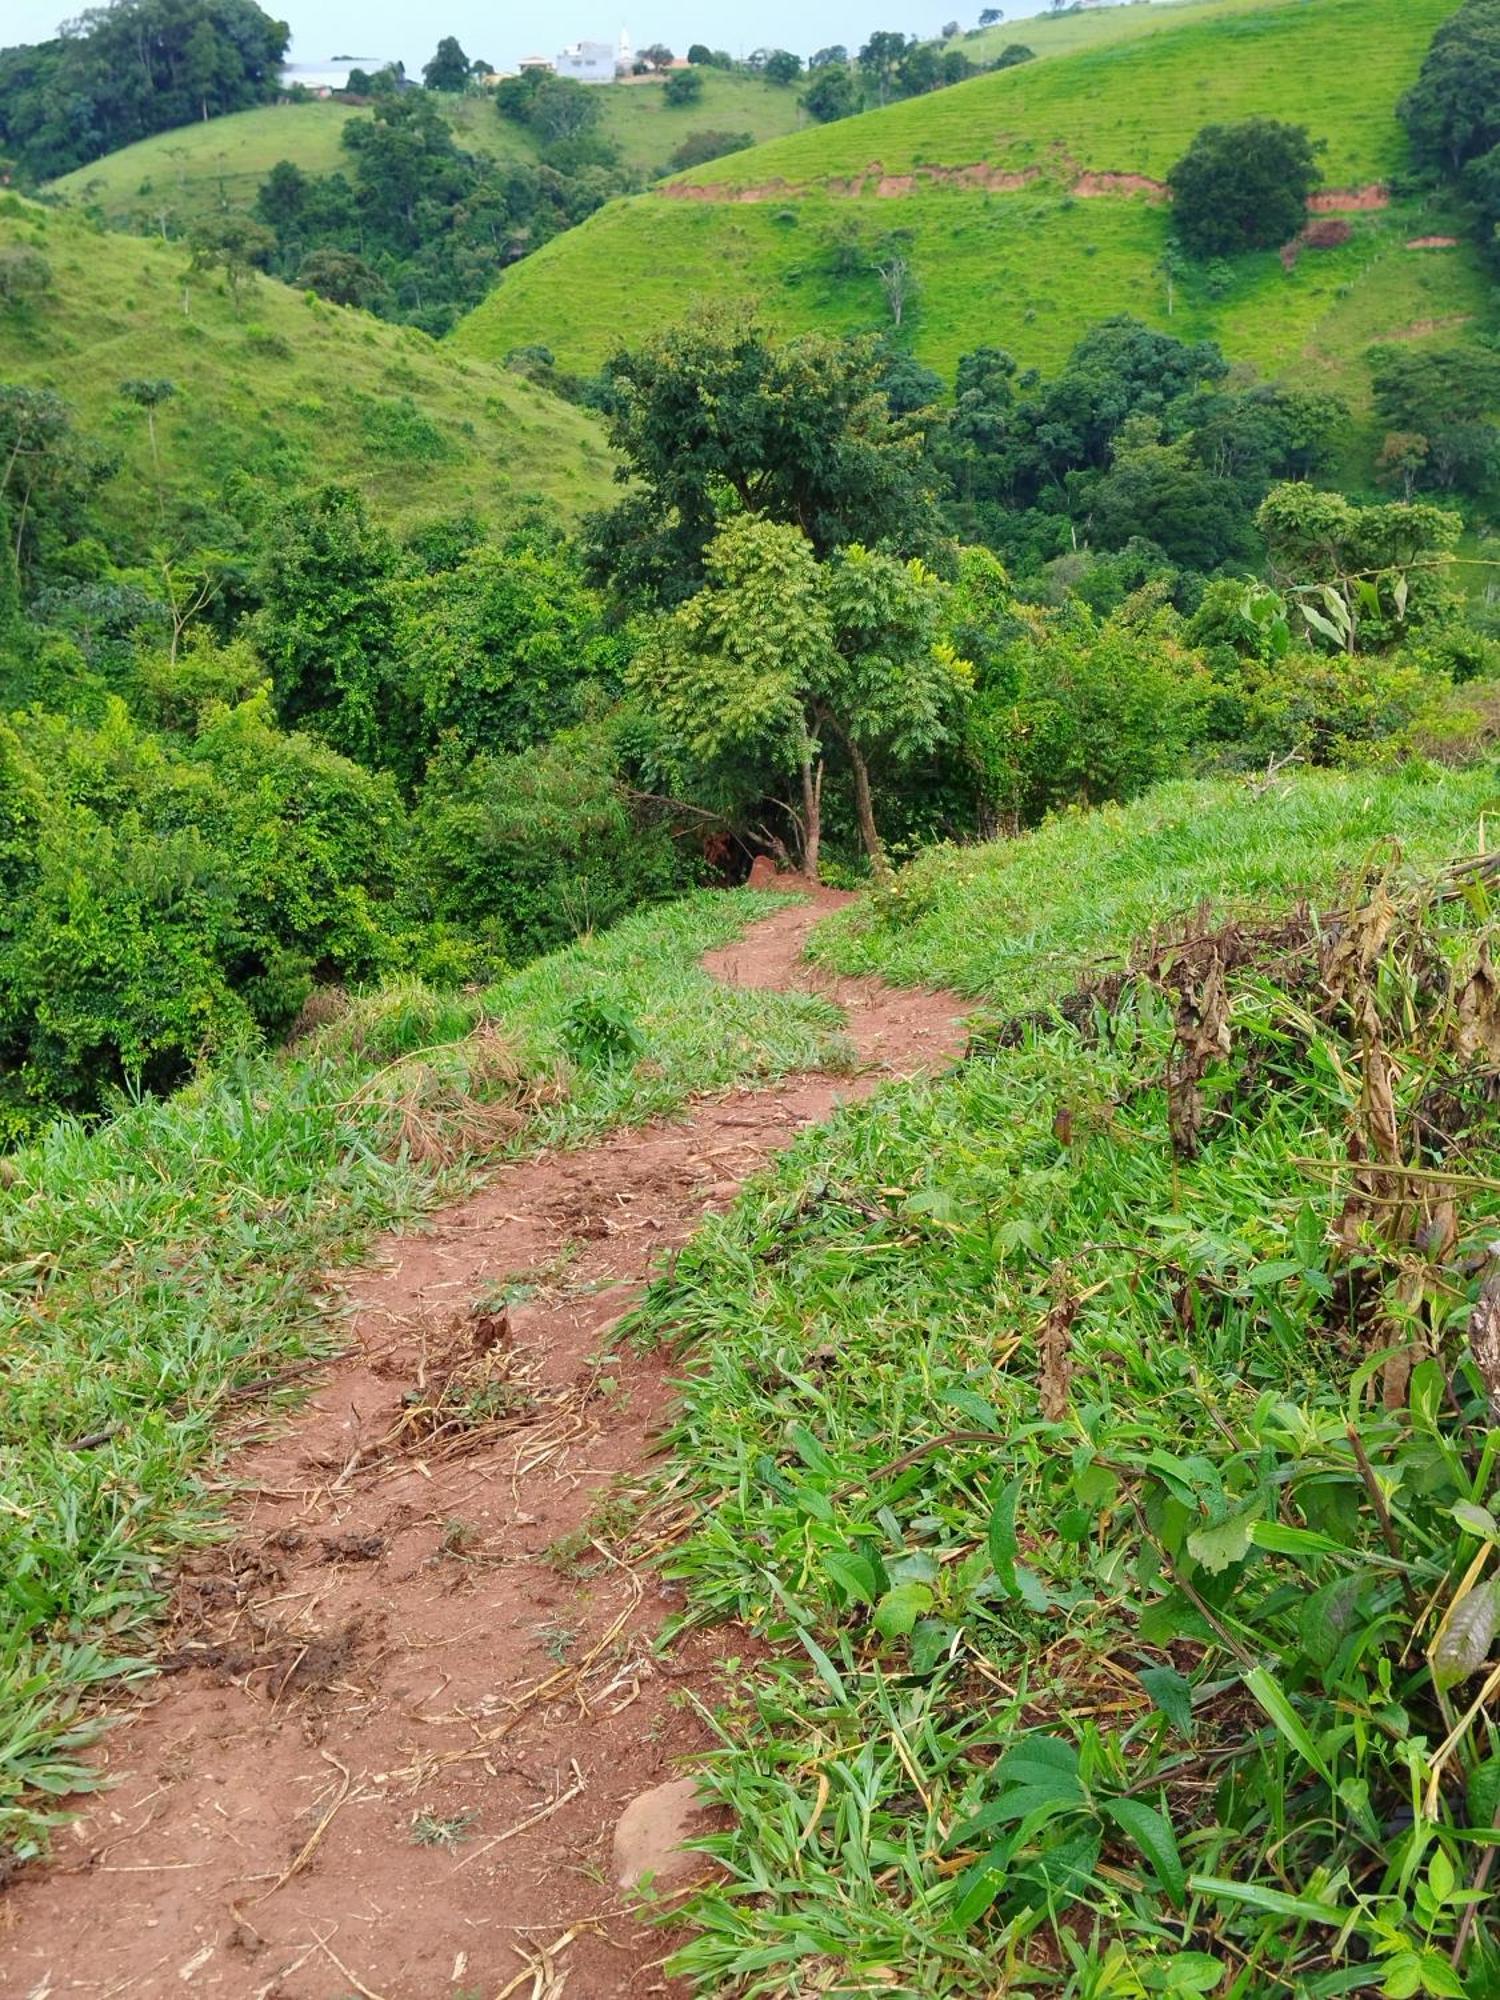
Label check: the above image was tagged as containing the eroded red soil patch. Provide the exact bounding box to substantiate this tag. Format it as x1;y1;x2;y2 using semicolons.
0;892;965;2000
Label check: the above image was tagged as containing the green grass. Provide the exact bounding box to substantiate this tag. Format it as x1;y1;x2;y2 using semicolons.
636;768;1500;1991
686;0;1456;193
0;889;844;1862
0;195;614;542
452;0;1480;403
48;101;375;230
951;0;1310;68
811;767;1500;1003
47;72;811;229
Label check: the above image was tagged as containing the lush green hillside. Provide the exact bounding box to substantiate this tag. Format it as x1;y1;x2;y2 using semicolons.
646;764;1500;1990
0;196;613;540
453;0;1481;399
48;71;811;230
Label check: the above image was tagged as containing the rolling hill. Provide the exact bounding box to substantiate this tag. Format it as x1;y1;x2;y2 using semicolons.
452;0;1483;413
0;196;614;543
46;70;813;233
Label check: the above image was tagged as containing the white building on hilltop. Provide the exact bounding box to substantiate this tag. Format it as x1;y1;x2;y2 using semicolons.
555;28;632;83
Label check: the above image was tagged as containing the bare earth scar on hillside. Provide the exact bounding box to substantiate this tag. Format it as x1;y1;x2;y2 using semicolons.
0;894;965;2000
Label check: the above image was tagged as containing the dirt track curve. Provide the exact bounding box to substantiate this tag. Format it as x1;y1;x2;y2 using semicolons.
2;890;966;2000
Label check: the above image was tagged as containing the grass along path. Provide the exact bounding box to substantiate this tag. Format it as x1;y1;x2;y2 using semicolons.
636;778;1500;1993
0;889;843;1869
0;890;967;1999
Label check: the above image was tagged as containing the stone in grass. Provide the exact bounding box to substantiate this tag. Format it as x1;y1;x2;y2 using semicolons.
612;1776;716;1889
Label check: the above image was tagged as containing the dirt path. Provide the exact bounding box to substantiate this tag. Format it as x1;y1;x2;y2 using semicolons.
1;893;966;2000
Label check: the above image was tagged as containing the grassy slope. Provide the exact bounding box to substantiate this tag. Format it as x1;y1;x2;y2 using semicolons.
0;890;843;1859
641;764;1500;1989
811;767;1500;999
0;197;614;540
452;0;1482;398
48;72;811;229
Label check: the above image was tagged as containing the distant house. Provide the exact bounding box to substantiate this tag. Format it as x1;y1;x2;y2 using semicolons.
554;29;633;84
279;57;403;97
517;54;556;74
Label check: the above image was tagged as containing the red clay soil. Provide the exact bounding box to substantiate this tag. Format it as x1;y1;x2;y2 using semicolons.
0;890;966;2000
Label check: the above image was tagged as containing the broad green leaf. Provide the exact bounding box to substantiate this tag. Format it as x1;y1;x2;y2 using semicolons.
1142;1955;1225;1996
1434;1580;1497;1694
1452;1501;1499;1542
1102;1795;1186;1907
1189;1874;1351;1925
873;1581;933;1639
994;1734;1080;1791
786;1422;836;1476
822;1551;878;1606
1250;1521;1348;1557
949;1840;1011;1930
1137;1663;1195;1735
987;1476;1020;1594
1186;1505;1260;1575
1244;1665;1334;1785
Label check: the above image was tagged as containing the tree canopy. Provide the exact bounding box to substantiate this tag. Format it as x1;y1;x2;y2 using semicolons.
585;315;941;606
1167;118;1323;259
0;0;289;181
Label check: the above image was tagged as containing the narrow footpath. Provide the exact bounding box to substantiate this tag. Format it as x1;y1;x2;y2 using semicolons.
1;892;966;2000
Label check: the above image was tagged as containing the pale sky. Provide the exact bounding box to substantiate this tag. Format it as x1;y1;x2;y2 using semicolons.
4;0;1055;78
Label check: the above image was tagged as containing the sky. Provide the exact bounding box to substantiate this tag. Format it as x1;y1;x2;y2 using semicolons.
4;0;1056;78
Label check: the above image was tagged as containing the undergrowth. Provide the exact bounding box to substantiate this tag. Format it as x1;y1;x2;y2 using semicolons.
642;819;1500;1995
0;889;840;1861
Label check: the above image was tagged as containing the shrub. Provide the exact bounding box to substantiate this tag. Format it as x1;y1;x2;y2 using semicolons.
1167;118;1323;258
412;725;692;961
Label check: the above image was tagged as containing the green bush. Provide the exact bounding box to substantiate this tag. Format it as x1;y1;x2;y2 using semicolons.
412;723;693;961
0;696;408;1135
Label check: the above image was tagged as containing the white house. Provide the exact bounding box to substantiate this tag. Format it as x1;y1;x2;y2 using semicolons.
554;28;632;84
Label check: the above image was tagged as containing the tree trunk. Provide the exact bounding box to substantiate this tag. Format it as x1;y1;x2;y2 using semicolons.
845;738;891;885
799;738;823;883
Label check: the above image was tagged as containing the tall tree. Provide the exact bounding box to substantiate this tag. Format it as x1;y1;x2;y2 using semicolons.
421;36;472;91
585;314;941;607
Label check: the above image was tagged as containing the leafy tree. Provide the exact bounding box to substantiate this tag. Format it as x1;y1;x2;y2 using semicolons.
1257;483;1462;654
585;314;940;606
422;36;472;91
969;597;1206;825
859;31;910;106
185;212;274;313
809;45;848;67
686;43;714;64
253;484;401;764
667;129;753;171
1084;417;1254;573
0;385;114;597
294;247;385;309
992;43;1034;70
1167;119;1323;258
413;722;687;961
1400;0;1500;173
393;530;623;770
1369;345;1500;495
663;67;704;106
0;0;289;181
1377;431;1432;502
802;65;860;123
763;50;803;85
638;44;675;71
979;7;1004;24
0;246;53;313
896;43;943;96
118;378;176;492
632;517;967;880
